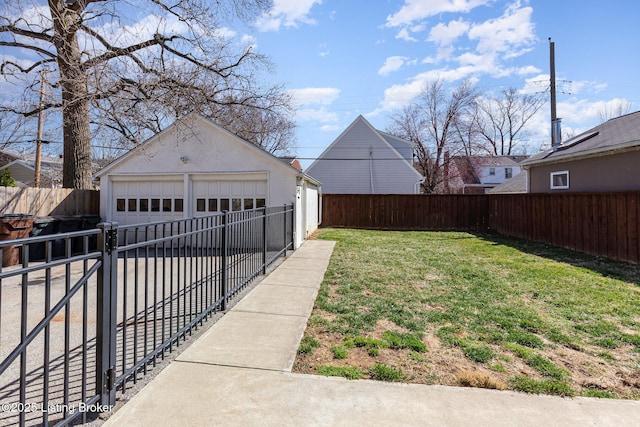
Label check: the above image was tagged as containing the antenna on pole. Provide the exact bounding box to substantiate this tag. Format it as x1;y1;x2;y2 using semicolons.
549;38;562;150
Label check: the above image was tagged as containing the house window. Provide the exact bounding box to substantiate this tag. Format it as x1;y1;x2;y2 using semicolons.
220;199;230;211
140;199;149;212
128;199;137;212
550;171;569;189
116;199;125;212
232;198;242;211
244;199;254;210
174;199;183;212
505;168;513;179
151;199;160;212
196;198;206;212
208;199;218;212
162;198;172;212
489;168;495;176
256;198;266;208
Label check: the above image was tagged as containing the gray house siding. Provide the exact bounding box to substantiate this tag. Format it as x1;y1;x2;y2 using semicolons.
381;133;414;162
306;116;422;194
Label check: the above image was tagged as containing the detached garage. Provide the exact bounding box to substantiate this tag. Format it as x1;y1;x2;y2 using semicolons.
96;114;321;248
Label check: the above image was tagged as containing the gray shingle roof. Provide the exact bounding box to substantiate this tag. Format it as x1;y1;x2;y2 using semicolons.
523;111;640;166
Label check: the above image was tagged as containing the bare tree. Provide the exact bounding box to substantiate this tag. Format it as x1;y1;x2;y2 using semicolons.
475;87;545;156
0;0;292;189
596;99;633;124
388;79;478;193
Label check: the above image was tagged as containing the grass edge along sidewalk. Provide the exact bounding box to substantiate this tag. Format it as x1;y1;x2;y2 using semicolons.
293;228;640;400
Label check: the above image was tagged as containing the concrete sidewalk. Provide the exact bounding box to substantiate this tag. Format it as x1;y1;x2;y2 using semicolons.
104;239;640;426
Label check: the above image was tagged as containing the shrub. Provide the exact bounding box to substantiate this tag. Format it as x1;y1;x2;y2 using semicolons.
0;169;16;187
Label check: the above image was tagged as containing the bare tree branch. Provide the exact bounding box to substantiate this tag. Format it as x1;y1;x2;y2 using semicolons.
0;0;289;188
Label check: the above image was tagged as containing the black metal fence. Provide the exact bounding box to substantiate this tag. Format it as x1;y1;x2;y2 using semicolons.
0;205;294;426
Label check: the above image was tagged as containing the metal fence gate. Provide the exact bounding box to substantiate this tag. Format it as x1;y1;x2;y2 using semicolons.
0;205;294;426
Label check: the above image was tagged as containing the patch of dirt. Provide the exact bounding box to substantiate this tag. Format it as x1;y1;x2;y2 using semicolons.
293;308;640;399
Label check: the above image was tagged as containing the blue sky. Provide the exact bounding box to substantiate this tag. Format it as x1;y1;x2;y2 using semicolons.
245;0;640;168
1;1;639;166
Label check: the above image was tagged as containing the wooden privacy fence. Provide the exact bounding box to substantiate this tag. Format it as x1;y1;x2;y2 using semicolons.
322;194;490;230
0;186;99;216
322;193;640;264
489;193;640;264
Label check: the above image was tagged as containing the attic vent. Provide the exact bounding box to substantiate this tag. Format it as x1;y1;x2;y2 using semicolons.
557;131;599;151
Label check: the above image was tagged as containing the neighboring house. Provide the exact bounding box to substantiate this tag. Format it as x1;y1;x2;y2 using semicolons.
95;114;321;248
0;150;63;187
279;157;303;172
448;156;527;194
0;150;19;167
522;111;640;193
305;115;423;194
488;170;528;194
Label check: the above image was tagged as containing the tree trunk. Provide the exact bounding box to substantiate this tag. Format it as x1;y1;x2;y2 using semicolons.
61;70;92;189
50;0;93;189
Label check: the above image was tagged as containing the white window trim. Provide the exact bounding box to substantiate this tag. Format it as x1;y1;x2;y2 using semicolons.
550;170;569;190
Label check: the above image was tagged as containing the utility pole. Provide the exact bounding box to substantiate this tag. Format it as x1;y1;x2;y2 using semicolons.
34;68;48;188
549;38;561;149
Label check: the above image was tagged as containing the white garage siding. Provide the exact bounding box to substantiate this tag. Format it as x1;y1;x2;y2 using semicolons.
305;183;319;237
97;114;321;249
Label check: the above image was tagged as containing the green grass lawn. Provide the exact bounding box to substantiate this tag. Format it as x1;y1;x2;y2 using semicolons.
293;229;640;399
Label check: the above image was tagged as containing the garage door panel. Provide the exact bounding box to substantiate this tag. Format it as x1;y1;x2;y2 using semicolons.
112;180;184;225
193;179;267;217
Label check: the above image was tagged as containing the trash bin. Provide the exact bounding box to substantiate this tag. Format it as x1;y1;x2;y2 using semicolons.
29;217;59;261
81;215;101;252
53;216;84;257
0;214;35;267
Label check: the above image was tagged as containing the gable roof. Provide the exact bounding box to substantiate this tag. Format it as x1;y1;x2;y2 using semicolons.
96;114;300;178
306;115;421;177
523;111;640;166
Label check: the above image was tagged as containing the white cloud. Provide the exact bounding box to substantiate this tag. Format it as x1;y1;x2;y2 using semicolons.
467;2;535;56
386;0;489;27
288;87;340;106
395;28;418;42
318;43;330;57
296;108;340;124
320;124;342;132
371;67;477;115
428;19;470;61
428;19;470;46
255;0;322;32
287;86;341;125
378;56;409;76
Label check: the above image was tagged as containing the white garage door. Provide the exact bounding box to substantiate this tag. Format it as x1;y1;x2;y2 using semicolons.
192;179;267;216
112;179;184;225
